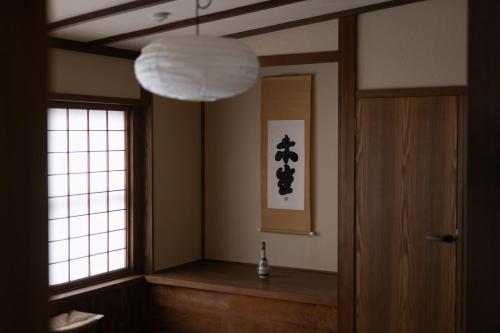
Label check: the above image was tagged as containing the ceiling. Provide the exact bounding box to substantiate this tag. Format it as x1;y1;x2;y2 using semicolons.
47;0;393;51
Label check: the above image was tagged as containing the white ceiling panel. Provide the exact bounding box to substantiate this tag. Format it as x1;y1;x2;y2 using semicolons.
108;0;387;51
50;0;263;41
48;0;131;22
49;0;393;50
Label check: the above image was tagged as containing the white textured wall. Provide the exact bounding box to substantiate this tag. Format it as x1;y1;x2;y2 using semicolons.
153;96;202;271
358;0;467;89
205;63;338;272
49;48;140;98
242;20;338;55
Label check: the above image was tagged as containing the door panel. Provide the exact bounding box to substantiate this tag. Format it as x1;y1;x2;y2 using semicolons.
355;96;457;333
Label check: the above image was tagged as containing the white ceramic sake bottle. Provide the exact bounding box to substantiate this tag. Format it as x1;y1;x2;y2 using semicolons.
257;241;271;279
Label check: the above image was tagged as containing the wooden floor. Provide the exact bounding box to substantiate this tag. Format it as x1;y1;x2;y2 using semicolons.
146;260;337;306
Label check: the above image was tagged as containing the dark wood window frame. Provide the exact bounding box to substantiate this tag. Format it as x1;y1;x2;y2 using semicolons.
47;93;149;294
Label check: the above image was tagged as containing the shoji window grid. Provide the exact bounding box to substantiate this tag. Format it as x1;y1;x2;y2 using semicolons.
48;107;128;287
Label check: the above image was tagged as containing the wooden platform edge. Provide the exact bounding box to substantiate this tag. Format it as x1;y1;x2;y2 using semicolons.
145;275;336;306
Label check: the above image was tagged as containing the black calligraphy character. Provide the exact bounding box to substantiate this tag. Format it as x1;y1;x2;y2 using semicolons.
275;134;299;195
276;164;295;195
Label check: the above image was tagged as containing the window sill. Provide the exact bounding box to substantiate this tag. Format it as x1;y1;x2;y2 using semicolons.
49;275;144;303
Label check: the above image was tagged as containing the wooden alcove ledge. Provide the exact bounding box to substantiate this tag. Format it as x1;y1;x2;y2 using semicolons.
146;260;338;307
50;275;145;303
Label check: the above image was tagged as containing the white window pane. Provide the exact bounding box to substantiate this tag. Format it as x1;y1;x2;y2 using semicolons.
90;213;107;234
109;230;125;251
49;262;69;285
108;111;125;130
109;171;125;191
109;210;125;231
90;253;108;276
108;131;125;150
69;153;88;173
109;151;125;170
109;190;125;211
89;110;107;130
48;108;67;130
69;173;88;195
90;172;107;193
49;240;68;263
70;215;88;238
70;194;88;216
90;152;107;172
89;131;107;151
49;218;68;242
90;233;107;255
109;249;126;271
70;236;88;259
49;196;68;219
70;257;89;281
68;109;87;130
48;131;67;153
69;131;87;152
48;153;67;175
48;175;68;197
90;192;107;214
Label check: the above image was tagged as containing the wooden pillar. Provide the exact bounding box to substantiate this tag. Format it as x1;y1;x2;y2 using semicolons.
466;0;500;330
141;88;155;274
0;1;48;331
338;15;357;333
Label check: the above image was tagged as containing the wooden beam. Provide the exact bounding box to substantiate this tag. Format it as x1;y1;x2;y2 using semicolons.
48;92;142;105
357;86;467;98
259;51;339;67
226;0;425;39
90;0;306;45
49;38;339;69
48;0;174;31
338;15;357;333
49;37;140;60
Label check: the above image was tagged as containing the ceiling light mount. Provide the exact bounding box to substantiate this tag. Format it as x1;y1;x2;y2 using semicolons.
150;12;170;24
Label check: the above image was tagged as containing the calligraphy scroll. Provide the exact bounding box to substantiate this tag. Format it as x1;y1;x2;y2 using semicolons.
260;75;312;235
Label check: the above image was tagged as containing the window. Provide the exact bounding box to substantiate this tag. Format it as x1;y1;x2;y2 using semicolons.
47;105;129;287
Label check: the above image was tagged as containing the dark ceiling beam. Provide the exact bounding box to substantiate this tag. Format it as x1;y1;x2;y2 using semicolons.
49;37;140;60
48;0;175;31
259;51;339;67
89;0;306;45
225;0;426;38
49;36;338;68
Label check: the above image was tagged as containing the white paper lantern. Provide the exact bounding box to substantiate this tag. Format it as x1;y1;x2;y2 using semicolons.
134;36;260;102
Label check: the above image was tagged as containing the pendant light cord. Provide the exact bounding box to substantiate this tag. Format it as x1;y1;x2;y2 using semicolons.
196;0;212;35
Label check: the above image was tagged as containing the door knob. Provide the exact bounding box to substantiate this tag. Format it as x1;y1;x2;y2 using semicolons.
426;235;456;243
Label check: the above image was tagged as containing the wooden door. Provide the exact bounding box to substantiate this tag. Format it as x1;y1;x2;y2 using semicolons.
355;96;458;333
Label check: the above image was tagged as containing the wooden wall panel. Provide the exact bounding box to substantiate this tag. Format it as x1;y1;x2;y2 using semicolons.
355;96;458;333
148;285;337;333
50;279;146;333
355;97;407;333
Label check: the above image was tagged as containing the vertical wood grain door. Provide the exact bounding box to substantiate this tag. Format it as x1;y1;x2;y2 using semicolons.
355;96;459;333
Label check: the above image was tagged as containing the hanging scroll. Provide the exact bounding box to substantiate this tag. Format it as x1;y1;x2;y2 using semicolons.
260;74;313;235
